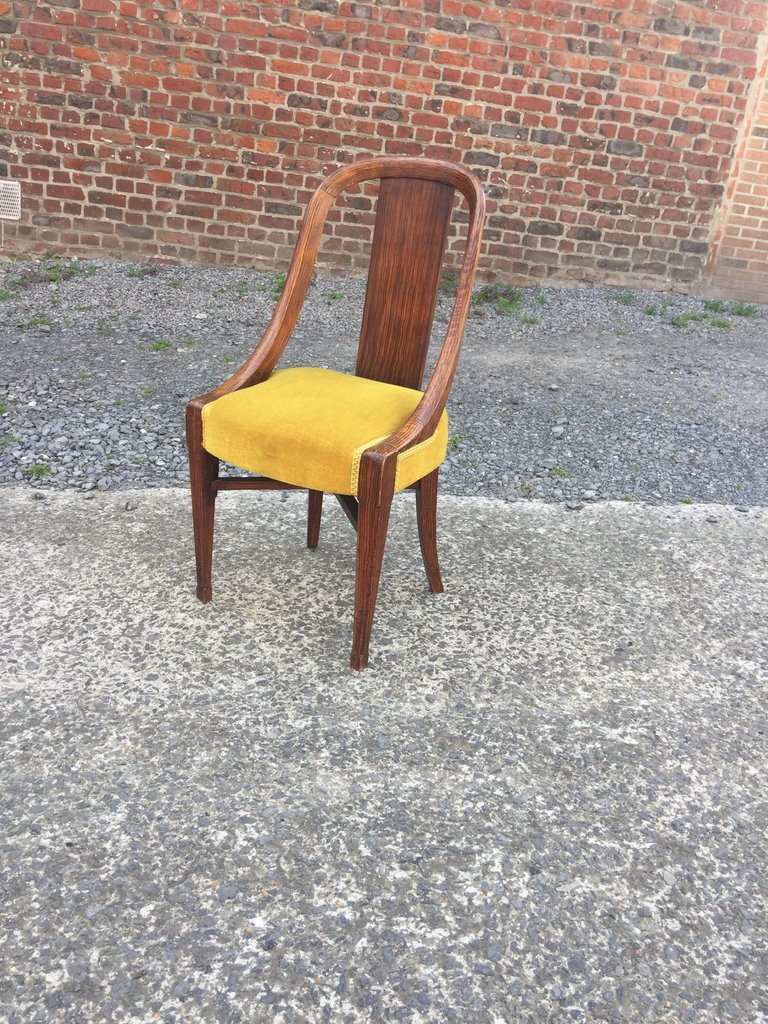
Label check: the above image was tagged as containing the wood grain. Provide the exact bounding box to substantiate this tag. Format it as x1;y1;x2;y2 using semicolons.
415;468;444;593
307;489;323;548
356;177;453;389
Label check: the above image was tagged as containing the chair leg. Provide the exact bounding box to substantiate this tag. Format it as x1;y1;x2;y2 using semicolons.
351;459;395;671
307;489;323;548
415;469;444;594
187;413;219;603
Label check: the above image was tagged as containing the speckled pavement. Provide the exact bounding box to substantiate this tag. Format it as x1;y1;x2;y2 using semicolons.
1;487;766;1024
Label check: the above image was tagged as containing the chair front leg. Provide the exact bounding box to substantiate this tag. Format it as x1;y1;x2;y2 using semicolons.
351;454;396;671
307;489;323;548
415;468;444;593
186;407;219;603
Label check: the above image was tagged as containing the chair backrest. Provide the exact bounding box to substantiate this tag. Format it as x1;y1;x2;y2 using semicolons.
207;159;484;425
320;159;485;391
356;175;454;389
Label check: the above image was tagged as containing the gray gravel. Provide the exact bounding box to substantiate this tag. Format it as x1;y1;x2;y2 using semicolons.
1;256;766;506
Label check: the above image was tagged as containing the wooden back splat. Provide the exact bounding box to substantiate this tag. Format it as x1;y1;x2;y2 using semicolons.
355;176;454;390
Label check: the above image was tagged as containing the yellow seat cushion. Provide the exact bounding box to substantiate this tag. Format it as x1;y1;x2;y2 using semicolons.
201;367;448;496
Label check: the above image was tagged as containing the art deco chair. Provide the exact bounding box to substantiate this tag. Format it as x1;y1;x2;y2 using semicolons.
186;157;485;669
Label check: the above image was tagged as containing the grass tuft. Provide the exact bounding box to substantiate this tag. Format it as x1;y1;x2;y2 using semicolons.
127;264;158;279
439;270;459;296
669;312;706;328
473;284;523;312
731;302;758;317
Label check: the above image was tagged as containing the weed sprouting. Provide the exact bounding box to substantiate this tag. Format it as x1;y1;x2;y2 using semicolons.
670;313;706;328
473;284;523;312
272;273;287;300
731;302;758;317
14;258;95;289
127;264;158;279
439;270;459;295
448;434;472;451
27;312;51;327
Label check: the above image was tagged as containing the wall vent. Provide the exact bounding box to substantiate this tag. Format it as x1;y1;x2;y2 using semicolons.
0;179;21;247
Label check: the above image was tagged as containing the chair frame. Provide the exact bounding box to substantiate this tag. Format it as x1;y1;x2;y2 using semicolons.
186;157;485;669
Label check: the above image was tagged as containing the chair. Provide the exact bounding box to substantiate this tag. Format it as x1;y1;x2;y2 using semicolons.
186;157;485;669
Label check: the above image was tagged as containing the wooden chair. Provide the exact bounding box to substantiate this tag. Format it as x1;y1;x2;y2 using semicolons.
186;157;485;669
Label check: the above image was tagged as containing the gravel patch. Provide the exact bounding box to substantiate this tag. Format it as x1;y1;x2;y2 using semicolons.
1;255;766;505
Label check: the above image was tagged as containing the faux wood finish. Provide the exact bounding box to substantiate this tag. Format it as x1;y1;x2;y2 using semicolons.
415;469;444;593
185;157;486;668
356;177;453;389
307;489;323;548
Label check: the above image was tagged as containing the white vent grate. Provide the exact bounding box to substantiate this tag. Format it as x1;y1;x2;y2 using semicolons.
0;179;21;220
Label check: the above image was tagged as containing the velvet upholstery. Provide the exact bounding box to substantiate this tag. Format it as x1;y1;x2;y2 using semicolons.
201;367;448;496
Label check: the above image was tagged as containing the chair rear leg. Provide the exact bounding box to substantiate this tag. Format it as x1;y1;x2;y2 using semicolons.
351;478;394;671
187;423;219;603
307;489;323;548
415;469;444;593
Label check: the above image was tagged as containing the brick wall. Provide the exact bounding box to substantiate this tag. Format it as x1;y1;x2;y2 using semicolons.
705;37;768;300
1;1;767;299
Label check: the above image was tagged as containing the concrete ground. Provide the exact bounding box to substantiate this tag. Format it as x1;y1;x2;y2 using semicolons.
1;486;766;1023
